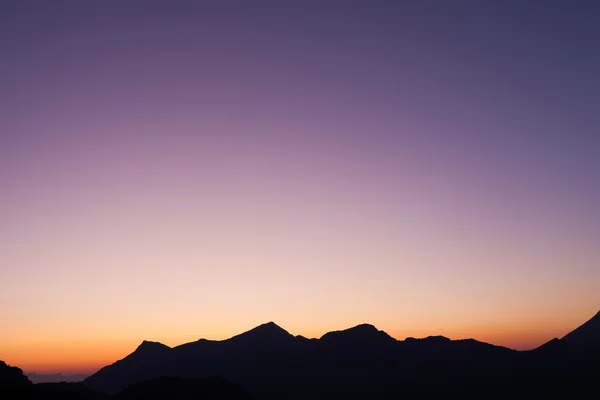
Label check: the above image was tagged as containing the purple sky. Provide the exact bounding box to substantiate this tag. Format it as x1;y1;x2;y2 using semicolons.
1;0;599;372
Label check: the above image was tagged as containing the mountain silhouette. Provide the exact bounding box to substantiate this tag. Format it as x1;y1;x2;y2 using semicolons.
4;312;600;398
230;321;292;339
563;310;600;347
226;321;296;348
531;337;569;354
0;360;31;389
320;323;395;344
81;313;600;398
134;340;171;353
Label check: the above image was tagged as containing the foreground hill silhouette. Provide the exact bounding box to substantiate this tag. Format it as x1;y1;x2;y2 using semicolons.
0;362;252;399
80;312;600;399
0;362;107;399
0;360;31;389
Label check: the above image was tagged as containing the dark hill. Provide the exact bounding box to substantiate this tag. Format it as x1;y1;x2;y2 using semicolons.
563;310;600;347
134;340;171;353
0;360;34;398
228;321;292;342
320;323;396;344
84;340;174;394
0;360;31;388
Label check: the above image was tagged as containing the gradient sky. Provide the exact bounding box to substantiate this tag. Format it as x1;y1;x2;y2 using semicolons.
1;0;599;374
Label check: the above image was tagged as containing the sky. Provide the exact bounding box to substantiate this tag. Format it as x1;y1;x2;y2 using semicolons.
1;0;599;374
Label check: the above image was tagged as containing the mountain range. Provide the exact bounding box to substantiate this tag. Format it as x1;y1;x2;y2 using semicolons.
2;310;599;399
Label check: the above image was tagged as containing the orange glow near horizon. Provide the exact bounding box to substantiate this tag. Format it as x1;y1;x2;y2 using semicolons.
3;308;595;374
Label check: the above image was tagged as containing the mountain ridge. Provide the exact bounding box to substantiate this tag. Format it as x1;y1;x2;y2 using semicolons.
227;321;293;342
85;321;518;394
4;311;599;398
116;310;600;356
84;316;600;397
127;324;474;354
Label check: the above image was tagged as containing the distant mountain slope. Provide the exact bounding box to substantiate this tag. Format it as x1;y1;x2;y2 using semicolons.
563;310;600;346
83;340;174;394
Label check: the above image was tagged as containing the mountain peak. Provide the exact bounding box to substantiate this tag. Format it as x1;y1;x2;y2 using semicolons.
135;340;171;352
424;335;452;342
228;321;292;342
321;323;395;344
261;321;281;329
352;323;378;331
253;321;288;333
